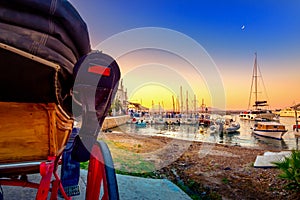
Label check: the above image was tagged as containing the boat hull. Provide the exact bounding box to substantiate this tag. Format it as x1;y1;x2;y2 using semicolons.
253;130;287;140
135;123;146;128
239;112;278;121
278;107;300;117
226;123;240;133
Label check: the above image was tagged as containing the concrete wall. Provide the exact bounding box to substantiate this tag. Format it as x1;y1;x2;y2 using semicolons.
102;115;130;130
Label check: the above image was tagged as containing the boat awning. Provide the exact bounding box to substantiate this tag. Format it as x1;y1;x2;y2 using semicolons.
253;100;268;107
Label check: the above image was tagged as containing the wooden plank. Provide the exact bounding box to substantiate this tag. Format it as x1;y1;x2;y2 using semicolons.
0;103;49;163
0;102;73;164
47;106;58;156
54;104;73;155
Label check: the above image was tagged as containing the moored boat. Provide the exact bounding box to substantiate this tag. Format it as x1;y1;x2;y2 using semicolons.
278;106;300;117
225;121;240;133
135;120;147;128
252;121;287;140
215;116;240;133
154;117;166;124
198;113;212;127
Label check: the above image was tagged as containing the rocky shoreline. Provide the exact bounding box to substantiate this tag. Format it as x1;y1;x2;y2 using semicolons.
99;131;300;199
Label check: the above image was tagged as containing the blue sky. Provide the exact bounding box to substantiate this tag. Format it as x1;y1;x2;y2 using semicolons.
69;0;300;109
70;0;300;57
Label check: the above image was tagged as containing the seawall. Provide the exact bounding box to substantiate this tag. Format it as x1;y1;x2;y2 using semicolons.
102;115;130;130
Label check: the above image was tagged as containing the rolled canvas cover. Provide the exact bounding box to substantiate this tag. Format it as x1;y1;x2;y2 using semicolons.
0;0;91;114
0;22;76;73
0;0;91;58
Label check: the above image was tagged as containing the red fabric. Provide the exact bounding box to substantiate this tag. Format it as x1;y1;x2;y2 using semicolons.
88;66;110;76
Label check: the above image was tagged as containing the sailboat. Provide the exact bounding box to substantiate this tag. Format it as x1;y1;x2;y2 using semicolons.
239;53;279;121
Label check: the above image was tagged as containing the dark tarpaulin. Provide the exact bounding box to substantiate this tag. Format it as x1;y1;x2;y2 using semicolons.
0;22;76;73
0;0;91;114
0;0;91;59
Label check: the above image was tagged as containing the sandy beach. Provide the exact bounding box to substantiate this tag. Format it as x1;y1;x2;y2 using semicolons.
99;131;300;200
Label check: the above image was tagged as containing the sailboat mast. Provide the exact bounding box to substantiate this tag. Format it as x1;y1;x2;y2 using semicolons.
176;95;180;113
247;52;270;111
194;94;196;115
159;102;161;115
172;95;175;113
151;100;154;116
180;86;183;113
248;53;257;110
254;52;258;109
186;90;189;115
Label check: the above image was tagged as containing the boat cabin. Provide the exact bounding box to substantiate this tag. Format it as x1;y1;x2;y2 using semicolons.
254;122;286;131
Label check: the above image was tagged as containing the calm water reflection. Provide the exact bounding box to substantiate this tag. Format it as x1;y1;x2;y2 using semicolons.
112;115;300;151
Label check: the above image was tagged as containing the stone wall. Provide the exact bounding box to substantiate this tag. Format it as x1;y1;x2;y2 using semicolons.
102;115;130;130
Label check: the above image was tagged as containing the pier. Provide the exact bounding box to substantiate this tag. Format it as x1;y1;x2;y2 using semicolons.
102;115;131;131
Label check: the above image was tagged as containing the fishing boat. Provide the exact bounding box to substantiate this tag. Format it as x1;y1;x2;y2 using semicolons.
239;53;278;122
215;116;240;133
135;120;147;128
225;121;241;133
252;121;288;140
199;113;212;127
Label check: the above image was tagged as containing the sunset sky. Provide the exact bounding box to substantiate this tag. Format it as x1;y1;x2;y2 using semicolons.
70;0;300;111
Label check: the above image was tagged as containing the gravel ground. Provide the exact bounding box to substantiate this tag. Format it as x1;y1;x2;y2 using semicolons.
2;131;300;200
100;132;300;200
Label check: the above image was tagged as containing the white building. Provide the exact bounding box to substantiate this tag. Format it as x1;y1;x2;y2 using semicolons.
113;79;128;114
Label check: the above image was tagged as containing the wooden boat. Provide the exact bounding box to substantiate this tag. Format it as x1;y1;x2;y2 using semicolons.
252;121;287;140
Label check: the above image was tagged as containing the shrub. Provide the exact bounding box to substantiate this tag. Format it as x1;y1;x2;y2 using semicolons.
273;150;300;190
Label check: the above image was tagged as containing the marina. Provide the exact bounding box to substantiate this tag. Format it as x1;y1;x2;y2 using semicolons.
111;115;300;151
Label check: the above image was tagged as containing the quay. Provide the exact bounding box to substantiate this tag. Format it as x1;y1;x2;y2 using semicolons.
102;115;130;130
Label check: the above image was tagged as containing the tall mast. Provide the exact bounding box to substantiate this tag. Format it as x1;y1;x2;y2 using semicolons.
254;52;258;109
180;86;183;113
186;90;189;115
172;95;175;113
151;100;154;116
201;98;205;113
247;52;270;110
159;102;161;115
194;94;196;114
248;52;257;110
176;95;180;113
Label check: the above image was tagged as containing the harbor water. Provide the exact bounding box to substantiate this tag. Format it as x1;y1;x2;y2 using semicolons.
111;115;300;151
